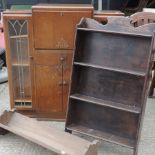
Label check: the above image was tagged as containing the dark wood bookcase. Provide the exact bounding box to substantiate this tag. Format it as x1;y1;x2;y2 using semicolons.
65;18;155;155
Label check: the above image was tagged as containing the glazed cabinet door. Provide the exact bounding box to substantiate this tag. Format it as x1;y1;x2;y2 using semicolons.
33;10;92;49
3;14;34;110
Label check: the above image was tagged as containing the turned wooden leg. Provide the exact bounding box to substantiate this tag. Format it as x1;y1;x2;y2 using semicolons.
0;127;8;135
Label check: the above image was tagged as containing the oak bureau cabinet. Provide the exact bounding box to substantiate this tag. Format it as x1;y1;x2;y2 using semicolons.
4;4;93;119
32;4;93;119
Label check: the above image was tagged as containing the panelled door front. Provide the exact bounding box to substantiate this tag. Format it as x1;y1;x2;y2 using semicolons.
33;11;92;49
34;50;71;118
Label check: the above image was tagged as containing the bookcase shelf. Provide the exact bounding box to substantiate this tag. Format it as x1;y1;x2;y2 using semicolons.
67;99;139;148
74;62;146;76
66;124;135;149
71;65;144;107
70;94;141;114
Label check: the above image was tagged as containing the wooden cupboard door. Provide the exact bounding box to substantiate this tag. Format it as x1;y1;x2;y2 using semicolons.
62;51;73;112
33;11;92;49
34;50;73;116
35;65;63;113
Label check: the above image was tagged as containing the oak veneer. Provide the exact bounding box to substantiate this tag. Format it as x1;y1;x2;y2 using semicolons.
32;4;94;49
32;4;93;119
3;4;93;119
0;111;98;155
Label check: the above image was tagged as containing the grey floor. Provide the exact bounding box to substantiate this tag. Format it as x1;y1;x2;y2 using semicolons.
0;82;155;155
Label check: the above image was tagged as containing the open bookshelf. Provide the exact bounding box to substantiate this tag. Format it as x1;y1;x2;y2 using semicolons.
66;18;154;155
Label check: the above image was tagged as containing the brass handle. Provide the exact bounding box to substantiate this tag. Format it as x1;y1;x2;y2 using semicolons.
60;12;64;16
29;56;33;59
60;57;65;61
58;81;68;86
63;81;68;86
58;81;63;86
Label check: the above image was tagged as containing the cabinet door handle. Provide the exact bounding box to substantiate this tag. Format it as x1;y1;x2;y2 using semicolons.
60;57;65;61
63;81;68;86
58;81;68;86
60;12;64;16
58;81;63;86
29;56;33;59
